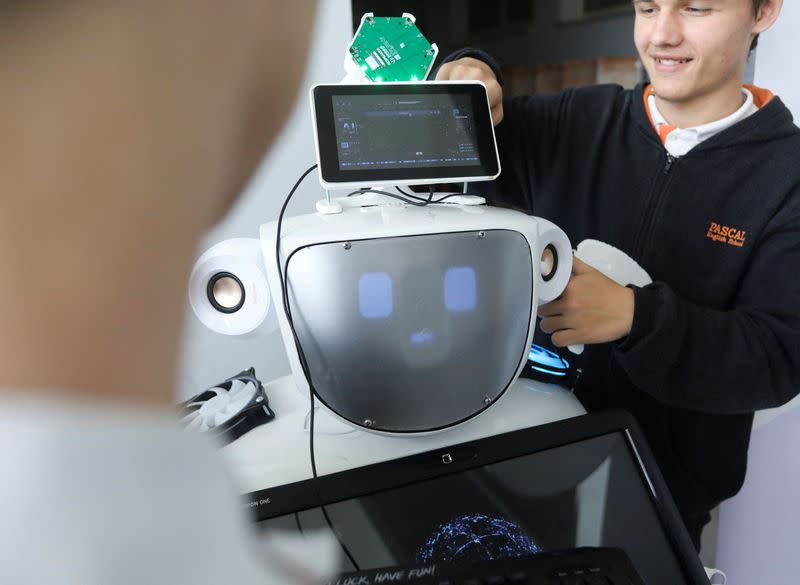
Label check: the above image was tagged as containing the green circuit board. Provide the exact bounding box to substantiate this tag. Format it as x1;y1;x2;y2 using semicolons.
349;15;437;82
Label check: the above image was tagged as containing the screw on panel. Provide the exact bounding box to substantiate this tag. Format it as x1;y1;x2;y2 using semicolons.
477;231;486;239
483;396;492;405
343;242;352;250
363;419;374;427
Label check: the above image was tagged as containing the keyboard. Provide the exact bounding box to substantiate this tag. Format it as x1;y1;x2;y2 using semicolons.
327;547;646;585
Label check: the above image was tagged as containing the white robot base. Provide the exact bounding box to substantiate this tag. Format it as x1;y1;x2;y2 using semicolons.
220;375;585;494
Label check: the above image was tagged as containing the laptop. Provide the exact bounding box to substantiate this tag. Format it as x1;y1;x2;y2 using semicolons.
249;410;709;585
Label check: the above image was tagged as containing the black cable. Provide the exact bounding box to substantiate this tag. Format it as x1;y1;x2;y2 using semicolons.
410;190;481;204
346;187;485;205
397;184;481;200
275;164;360;570
428;193;476;203
311;391;360;570
345;187;430;206
395;185;438;204
293;512;305;536
273;164;319;477
395;185;434;202
275;164;318;321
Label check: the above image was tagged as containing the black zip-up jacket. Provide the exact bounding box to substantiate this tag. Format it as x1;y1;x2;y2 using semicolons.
443;49;800;527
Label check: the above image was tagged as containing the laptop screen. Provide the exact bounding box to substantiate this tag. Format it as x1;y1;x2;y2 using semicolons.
260;431;690;585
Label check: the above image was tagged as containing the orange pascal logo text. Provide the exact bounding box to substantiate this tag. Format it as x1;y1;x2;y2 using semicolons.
706;221;746;248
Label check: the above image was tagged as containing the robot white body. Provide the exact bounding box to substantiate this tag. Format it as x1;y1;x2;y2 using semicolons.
190;193;587;493
185;23;651;492
221;374;584;493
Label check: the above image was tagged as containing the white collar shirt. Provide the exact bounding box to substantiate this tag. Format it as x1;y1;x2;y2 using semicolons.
648;88;760;158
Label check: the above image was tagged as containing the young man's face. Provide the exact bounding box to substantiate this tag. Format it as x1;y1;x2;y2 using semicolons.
633;0;767;104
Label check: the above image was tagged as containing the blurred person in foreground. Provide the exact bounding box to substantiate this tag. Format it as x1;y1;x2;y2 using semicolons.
0;1;322;583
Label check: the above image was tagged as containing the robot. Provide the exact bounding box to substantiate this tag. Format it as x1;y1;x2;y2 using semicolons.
184;14;650;496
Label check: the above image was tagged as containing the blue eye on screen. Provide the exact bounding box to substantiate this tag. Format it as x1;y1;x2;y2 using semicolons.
359;272;393;319
444;266;477;313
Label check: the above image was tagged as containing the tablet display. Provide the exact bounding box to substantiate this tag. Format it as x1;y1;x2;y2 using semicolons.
311;83;500;188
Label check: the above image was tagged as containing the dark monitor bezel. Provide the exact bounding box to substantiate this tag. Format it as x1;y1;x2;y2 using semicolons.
247;410;709;585
311;82;501;187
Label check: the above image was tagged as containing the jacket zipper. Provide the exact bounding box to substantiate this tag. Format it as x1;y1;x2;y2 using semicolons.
663;153;676;174
632;153;678;259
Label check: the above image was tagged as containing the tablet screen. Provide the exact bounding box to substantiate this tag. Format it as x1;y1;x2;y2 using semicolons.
312;83;500;186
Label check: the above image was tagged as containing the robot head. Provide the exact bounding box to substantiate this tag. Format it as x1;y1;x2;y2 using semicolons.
189;200;571;434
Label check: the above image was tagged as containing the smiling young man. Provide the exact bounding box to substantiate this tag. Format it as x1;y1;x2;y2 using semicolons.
436;0;800;550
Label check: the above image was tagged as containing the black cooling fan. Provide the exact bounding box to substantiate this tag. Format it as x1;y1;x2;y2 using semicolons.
180;367;275;443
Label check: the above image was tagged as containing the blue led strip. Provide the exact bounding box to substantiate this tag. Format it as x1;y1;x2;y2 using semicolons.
528;343;570;371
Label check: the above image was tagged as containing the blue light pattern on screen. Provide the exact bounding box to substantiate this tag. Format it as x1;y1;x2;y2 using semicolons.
416;513;541;565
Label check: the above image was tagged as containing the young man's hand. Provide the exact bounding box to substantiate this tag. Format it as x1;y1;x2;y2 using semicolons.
538;258;635;347
435;57;504;125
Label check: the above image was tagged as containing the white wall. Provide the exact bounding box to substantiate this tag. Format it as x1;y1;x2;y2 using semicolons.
755;1;800;117
176;0;353;400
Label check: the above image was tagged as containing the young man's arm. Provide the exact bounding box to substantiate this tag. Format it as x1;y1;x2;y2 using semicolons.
435;49;570;212
610;203;800;414
539;192;800;414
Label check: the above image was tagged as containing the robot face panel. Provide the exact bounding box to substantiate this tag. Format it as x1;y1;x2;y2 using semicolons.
285;229;533;432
